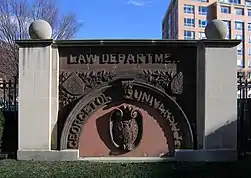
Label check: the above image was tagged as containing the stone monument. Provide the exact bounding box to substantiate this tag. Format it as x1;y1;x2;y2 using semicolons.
16;19;239;161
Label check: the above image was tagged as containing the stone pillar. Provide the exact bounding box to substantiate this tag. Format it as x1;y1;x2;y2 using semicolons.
197;41;239;150
16;20;78;161
17;40;53;152
176;20;240;162
192;20;239;161
176;40;240;162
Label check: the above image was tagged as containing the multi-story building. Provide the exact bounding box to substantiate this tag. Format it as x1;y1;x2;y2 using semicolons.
162;0;251;76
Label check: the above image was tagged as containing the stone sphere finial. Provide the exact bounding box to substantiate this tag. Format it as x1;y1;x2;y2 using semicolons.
29;20;52;39
205;19;228;40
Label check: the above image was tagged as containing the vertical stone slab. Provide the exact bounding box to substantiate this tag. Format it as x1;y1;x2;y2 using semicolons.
17;40;53;151
51;47;59;150
196;43;206;149
197;40;240;150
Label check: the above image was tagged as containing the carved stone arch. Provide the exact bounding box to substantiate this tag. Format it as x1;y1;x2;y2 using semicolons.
60;79;193;150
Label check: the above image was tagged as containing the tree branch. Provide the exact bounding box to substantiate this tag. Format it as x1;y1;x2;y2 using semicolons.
0;0;83;78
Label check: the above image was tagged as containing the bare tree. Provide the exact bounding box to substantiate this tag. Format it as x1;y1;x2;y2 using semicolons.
0;0;83;77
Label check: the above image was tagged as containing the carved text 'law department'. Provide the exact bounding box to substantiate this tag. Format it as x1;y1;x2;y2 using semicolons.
68;53;176;64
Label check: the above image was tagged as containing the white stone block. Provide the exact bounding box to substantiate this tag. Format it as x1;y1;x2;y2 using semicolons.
18;41;53;150
197;42;238;149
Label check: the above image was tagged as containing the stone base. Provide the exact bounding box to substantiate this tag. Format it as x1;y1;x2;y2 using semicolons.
175;149;237;162
17;150;79;161
78;157;175;163
78;149;237;162
17;149;237;162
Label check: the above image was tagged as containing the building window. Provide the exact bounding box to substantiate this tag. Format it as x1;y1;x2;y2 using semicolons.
237;59;243;68
249;48;251;56
199;20;207;28
168;15;171;39
235;34;243;40
222;20;231;39
184;31;195;40
221;6;230;14
237;49;243;55
237;43;243;55
235;8;244;15
248;10;251;16
184;18;195;27
235;21;243;30
248;61;251;68
232;0;241;4
162;32;167;39
248;23;251;31
198;6;207;15
221;0;240;4
247;1;251;6
174;7;178;35
235;34;242;40
184;5;194;14
248;36;251;43
199;32;206;39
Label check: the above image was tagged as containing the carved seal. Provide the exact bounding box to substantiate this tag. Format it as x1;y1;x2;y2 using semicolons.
60;81;193;150
109;105;143;152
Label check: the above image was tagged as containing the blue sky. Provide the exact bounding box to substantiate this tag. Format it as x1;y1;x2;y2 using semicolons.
61;0;170;39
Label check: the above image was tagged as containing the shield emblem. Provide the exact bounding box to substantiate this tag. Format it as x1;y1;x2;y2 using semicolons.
109;105;143;151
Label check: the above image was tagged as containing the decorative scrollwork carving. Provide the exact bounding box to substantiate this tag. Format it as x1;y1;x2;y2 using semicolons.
59;70;116;107
138;69;183;95
60;90;79;107
170;72;183;95
59;72;71;85
78;70;116;89
109;104;143;152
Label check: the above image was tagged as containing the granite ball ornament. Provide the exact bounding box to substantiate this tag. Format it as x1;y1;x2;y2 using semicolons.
29;20;52;39
205;19;228;40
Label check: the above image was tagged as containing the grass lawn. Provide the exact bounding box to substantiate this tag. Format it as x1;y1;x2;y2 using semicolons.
0;159;251;178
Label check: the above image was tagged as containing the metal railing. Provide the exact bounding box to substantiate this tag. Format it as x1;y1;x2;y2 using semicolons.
0;77;18;112
237;72;251;158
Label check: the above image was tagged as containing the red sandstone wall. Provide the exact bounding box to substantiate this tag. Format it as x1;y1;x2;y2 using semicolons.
78;102;174;157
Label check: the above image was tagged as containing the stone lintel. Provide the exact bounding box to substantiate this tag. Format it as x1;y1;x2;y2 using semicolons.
15;39;241;48
15;39;53;47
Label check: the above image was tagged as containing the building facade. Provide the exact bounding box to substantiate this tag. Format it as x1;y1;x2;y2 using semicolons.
162;0;251;76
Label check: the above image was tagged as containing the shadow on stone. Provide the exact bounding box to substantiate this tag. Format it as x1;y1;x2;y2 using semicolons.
95;112;126;155
144;119;240;177
145;120;241;178
206;119;237;149
103;100;175;156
